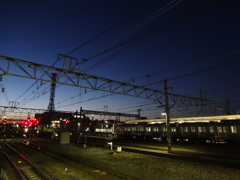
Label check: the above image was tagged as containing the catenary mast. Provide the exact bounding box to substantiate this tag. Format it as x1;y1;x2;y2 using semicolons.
47;73;57;111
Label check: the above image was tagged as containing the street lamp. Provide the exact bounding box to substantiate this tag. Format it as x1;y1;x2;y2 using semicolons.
161;112;166;116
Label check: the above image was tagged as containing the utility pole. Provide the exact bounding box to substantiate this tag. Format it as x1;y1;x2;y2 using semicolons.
164;79;172;153
1;116;7;161
137;108;142;119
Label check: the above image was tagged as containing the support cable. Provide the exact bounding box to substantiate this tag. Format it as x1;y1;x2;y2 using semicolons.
135;49;240;83
13;0;155;106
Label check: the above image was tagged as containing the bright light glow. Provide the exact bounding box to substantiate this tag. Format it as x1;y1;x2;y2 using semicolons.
64;120;70;124
227;117;237;120
24;128;28;133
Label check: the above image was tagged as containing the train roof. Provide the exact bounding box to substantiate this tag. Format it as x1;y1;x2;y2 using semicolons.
125;115;240;124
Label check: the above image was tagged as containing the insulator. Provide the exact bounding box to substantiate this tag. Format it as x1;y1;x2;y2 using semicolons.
2;87;5;92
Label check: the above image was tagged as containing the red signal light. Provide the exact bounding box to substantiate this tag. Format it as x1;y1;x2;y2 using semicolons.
64;120;70;125
22;118;39;126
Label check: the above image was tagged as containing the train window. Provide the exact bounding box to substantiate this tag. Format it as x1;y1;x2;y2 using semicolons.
171;127;176;132
231;126;237;133
153;127;159;132
183;127;188;133
217;126;223;133
137;126;144;132
198;127;202;133
162;126;166;132
146;127;151;132
203;127;206;133
209;126;214;133
132;127;136;131
125;127;131;131
223;126;227;133
191;126;196;132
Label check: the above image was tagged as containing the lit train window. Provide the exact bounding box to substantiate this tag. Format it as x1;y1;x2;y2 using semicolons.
198;127;202;133
132;127;136;131
209;126;214;133
191;126;196;132
146;127;151;132
183;127;188;133
153;127;159;132
125;127;131;131
171;127;176;132
223;126;227;133
217;126;223;133
203;127;206;133
137;127;144;132
231;126;237;133
162;126;166;132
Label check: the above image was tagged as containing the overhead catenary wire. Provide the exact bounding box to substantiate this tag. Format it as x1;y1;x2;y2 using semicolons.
16;0;164;106
18;0;202;107
81;0;214;63
134;49;240;82
77;0;221;81
14;0;156;107
56;49;240;112
143;58;240;87
109;0;183;44
67;0;157;63
13;0;231;114
19;49;240;112
83;0;183;64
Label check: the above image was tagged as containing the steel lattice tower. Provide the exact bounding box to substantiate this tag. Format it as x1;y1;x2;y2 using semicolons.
48;73;57;111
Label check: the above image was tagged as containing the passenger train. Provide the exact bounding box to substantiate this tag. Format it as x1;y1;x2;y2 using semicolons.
116;115;240;143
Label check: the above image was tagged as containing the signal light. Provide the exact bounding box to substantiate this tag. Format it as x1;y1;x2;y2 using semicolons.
22;118;39;127
64;120;70;125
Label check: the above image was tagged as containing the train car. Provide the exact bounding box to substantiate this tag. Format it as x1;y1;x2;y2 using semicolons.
115;118;240;143
216;120;240;143
177;122;215;142
90;120;116;136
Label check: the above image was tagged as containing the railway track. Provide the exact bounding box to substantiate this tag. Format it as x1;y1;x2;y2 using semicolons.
3;137;239;180
3;142;58;180
77;135;240;168
18;139;139;180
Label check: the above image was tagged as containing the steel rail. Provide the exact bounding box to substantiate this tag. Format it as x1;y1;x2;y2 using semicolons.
5;142;56;180
3;151;27;180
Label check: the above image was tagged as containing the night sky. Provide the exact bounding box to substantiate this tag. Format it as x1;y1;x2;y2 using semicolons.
1;0;240;119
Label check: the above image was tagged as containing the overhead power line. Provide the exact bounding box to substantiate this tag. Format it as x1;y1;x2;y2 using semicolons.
66;0;156;59
84;0;214;62
135;49;240;82
83;0;183;63
143;58;240;87
12;0;156;106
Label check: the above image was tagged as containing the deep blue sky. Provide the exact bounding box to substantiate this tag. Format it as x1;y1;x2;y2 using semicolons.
1;0;240;119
